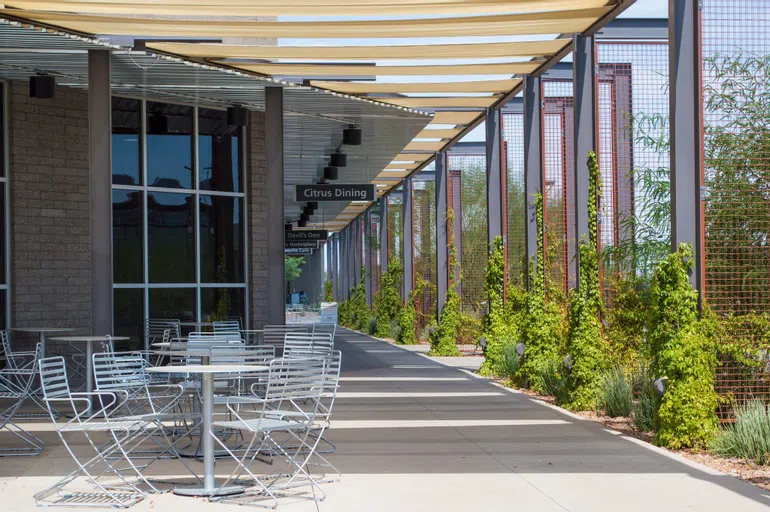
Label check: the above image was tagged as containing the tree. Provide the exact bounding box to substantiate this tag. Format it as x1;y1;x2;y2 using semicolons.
285;256;305;293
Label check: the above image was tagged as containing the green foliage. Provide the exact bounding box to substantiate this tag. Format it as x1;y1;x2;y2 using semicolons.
457;163;488;313
649;244;718;449
350;267;370;331
337;300;353;328
430;209;462;357
565;151;609;411
598;366;634;418
500;342;523;382
633;391;657;433
605;276;652;367
539;359;569;404
710;400;770;465
399;278;435;345
374;258;403;338
366;316;377;336
324;280;334;302
285;256;305;282
388;319;402;342
457;311;483;346
520;194;564;393
479;236;514;375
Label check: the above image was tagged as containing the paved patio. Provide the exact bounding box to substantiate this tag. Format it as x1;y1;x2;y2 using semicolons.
1;328;769;511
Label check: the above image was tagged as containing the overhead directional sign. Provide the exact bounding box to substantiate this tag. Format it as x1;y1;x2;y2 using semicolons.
285;247;313;255
296;184;375;202
285;240;319;249
286;230;328;241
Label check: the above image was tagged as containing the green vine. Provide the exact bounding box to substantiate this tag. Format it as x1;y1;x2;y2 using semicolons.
350;267;370;331
398;277;434;345
324;280;334;302
374;257;403;338
519;193;563;392
430;208;462;356
565;151;609;410
650;244;718;449
480;236;516;375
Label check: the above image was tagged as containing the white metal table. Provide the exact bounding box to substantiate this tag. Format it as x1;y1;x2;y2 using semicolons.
49;335;130;414
147;359;268;497
10;327;74;360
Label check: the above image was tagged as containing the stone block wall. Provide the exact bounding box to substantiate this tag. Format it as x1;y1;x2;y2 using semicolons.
248;110;268;328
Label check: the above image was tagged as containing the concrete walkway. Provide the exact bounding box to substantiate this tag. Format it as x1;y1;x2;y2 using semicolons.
1;328;769;511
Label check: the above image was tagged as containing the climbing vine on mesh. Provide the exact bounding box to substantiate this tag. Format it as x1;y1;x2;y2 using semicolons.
374;258;403;338
430;208;462;356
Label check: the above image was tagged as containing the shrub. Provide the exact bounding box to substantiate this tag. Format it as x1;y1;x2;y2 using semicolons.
375;258;403;338
633;390;657;433
565;151;609;411
598;366;633;418
398;292;418;345
710;400;770;465
479;236;513;375
605;277;651;367
649;244;718;449
458;311;483;346
430;209;462;357
500;341;522;381
366;316;377;336
539;359;569;404
350;267;370;331
324;280;334;302
388;320;402;342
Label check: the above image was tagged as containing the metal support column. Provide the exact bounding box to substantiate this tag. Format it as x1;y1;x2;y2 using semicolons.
346;225;354;299
573;34;598;287
379;197;389;275
523;75;545;288
486;107;504;245
88;50;113;335
402;177;414;301
670;0;704;298
265;87;285;324
364;209;373;306
435;151;449;314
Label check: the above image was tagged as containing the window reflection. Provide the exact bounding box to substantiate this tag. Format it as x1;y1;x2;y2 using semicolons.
112;97;141;185
200;195;243;283
149;288;195;322
199;108;241;192
146;102;193;189
0;183;5;285
114;288;143;350
113;190;143;283
147;192;195;283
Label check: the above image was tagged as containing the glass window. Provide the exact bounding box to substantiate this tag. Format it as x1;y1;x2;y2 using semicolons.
146;102;193;189
199;108;241;192
201;287;244;324
112;98;141;185
0;183;5;285
199;195;243;283
114;288;144;350
149;288;196;322
147;192;195;283
112;190;143;283
0;290;5;331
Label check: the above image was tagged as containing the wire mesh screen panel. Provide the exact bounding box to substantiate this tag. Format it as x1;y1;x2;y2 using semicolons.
449;154;487;316
543;80;576;298
413;176;437;337
702;0;770;419
370;201;381;298
596;42;670;301
387;190;404;293
503;110;527;287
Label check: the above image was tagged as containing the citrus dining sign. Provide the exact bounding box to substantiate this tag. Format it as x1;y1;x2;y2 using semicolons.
296;184;375;202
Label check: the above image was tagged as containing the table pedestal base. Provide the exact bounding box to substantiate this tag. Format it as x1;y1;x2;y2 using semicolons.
174;484;244;497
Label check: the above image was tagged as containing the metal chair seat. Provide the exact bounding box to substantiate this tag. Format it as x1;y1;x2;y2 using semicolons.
213;416;311;432
59;420;149;433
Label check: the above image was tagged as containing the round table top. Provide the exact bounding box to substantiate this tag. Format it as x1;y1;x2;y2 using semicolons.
49;335;131;342
10;327;75;333
147;364;268;374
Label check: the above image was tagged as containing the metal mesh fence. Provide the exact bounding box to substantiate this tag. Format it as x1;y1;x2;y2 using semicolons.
702;0;770;419
387;189;404;293
543;80;576;298
413;177;437;336
448;154;487;316
369;201;381;299
596;42;670;301
503;110;527;287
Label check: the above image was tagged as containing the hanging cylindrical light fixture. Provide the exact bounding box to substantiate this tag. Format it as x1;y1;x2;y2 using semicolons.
343;125;362;146
226;105;248;127
285;222;293;231
323;166;339;181
330;151;347;167
307;201;319;211
298;218;307;228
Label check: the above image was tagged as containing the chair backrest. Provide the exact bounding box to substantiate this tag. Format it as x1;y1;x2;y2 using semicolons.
187;331;243;351
312;322;337;340
39;356;71;400
264;356;326;402
93;351;149;391
0;330;13;367
213;320;241;333
146;319;180;348
284;332;334;358
262;324;309;350
318;350;342;421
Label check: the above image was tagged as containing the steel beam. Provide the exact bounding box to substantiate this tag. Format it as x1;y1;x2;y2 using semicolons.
669;0;704;298
402;177;414;302
435;151;449;314
523;75;544;288
573;34;598;288
88;50;113;335
265;87;285;324
486;107;504;246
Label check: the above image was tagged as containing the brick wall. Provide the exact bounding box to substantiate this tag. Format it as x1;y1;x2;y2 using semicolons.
248;110;268;328
8;81;91;350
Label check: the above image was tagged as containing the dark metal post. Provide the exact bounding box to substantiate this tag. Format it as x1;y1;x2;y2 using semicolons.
265;87;285;324
364;209;373;306
402;177;414;301
670;0;704;298
379;196;389;276
88;50;112;335
523;75;544;288
486;107;504;245
435;151;449;313
573;34;598;288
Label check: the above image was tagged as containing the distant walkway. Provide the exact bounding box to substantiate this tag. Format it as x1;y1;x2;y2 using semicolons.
1;328;768;512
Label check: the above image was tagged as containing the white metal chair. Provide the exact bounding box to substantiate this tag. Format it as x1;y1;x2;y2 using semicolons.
36;356;154;508
1;331;49;415
283;332;334;359
0;342;45;456
213;320;242;333
210;356;328;507
312;322;337;341
262;325;309;356
145;319;180;351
